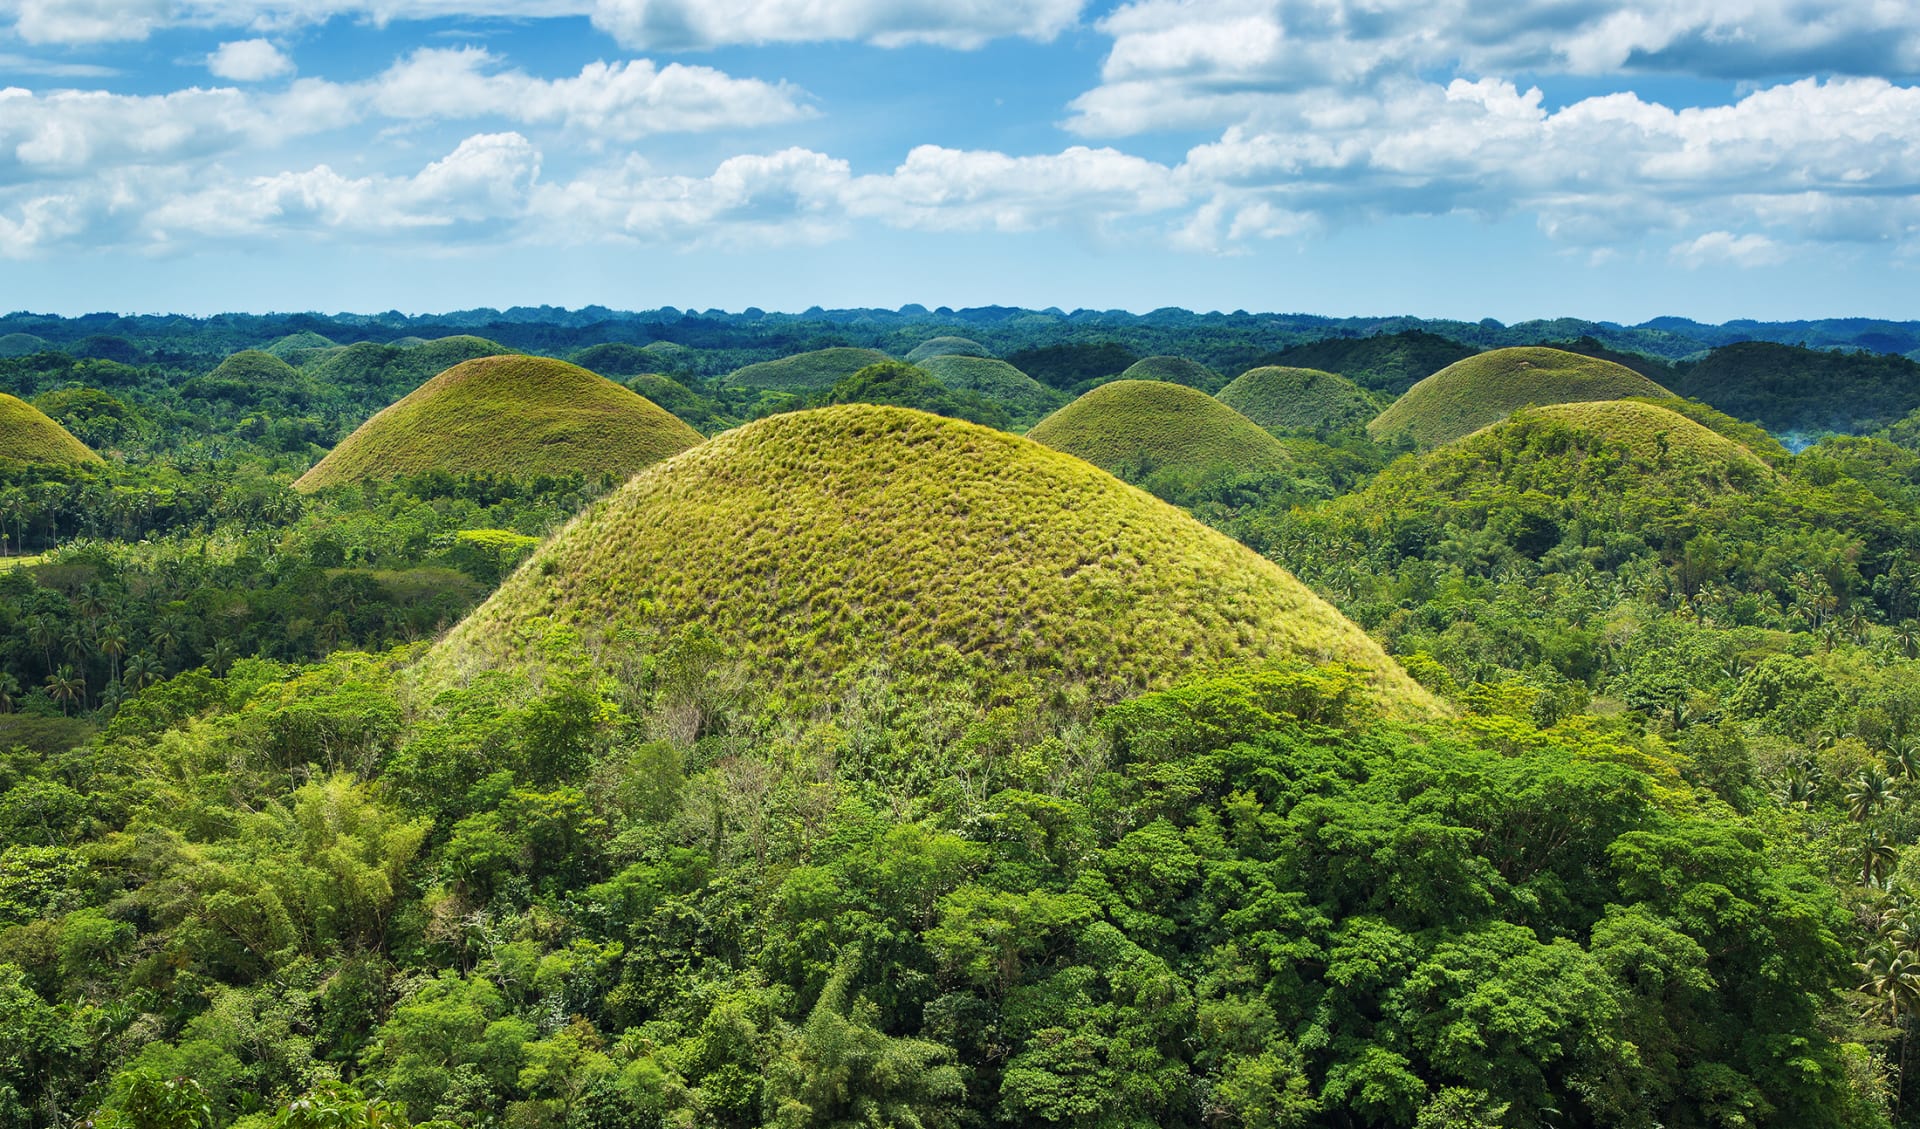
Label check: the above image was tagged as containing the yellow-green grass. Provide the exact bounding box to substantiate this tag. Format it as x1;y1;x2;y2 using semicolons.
723;347;892;392
1028;380;1292;477
1118;355;1223;392
906;336;992;363
263;331;336;360
419;405;1439;719
1619;396;1790;460
917;355;1063;425
0;393;103;469
0;333;51;358
209;349;303;386
1465;401;1772;476
0;553;45;571
1217;366;1378;433
1368;346;1672;449
294;356;703;492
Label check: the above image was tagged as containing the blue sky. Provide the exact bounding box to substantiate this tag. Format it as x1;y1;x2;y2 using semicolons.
0;0;1916;322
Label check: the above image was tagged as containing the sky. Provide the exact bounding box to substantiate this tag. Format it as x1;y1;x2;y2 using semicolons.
0;0;1916;322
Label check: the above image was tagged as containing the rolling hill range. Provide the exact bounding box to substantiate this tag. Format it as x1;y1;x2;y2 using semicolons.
0;392;104;468
723;347;891;392
1028;379;1292;477
1368;346;1672;449
1217;366;1377;433
293;355;702;491
421;405;1439;718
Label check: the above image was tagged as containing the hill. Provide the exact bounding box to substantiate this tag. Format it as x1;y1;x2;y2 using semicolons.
0;392;104;469
0;333;51;358
916;354;1063;426
625;372;723;430
294;355;702;491
421;405;1437;717
1117;355;1222;392
819;361;1011;430
1473;400;1773;477
1027;379;1292;478
302;336;515;398
1368;346;1672;449
906;336;992;363
570;342;658;377
1216;366;1377;433
722;347;891;392
181;350;315;408
262;331;336;360
1262;330;1479;394
1670;341;1920;436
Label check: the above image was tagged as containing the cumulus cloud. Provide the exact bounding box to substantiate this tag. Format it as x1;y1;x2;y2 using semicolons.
843;145;1186;233
207;39;296;81
1071;0;1920;135
589;0;1083;49
1671;231;1786;268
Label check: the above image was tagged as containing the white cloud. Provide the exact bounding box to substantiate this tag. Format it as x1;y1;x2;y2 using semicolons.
843;144;1185;233
589;0;1083;49
1671;231;1786;268
207;39;296;82
531;147;852;247
5;0;167;44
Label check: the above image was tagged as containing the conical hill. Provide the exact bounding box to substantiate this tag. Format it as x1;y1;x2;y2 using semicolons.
420;405;1438;718
1027;380;1291;477
0;394;103;469
1368;346;1672;449
1217;366;1377;433
294;355;702;492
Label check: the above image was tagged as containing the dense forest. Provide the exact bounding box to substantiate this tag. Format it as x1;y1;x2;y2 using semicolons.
8;308;1920;1129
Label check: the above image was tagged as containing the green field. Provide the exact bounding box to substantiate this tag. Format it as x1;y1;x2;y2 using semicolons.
1028;379;1292;477
1368;345;1672;448
423;404;1437;718
294;355;703;491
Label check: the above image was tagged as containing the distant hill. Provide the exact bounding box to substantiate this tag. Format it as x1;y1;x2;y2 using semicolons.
570;342;661;377
0;393;103;469
1261;330;1479;394
1004;342;1139;390
301;336;516;398
182;350;316;408
906;336;992;363
262;331;336;360
420;404;1439;718
0;334;51;358
916;354;1063;427
1369;346;1672;449
1670;341;1920;436
624;372;724;430
1028;380;1292;477
722;347;891;391
1117;355;1223;393
1216;366;1377;434
294;355;703;491
818;361;1011;430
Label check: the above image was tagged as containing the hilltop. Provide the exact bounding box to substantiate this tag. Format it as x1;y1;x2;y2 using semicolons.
1216;366;1377;433
1028;379;1292;478
723;347;891;392
262;331;336;360
906;336;992;363
916;354;1063;426
1368;346;1672;449
0;333;51;358
1261;329;1479;394
294;355;702;491
301;335;515;398
422;405;1437;718
0;393;104;469
1117;354;1222;392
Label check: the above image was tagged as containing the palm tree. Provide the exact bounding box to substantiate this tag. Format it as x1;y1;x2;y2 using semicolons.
24;613;56;674
123;654;161;692
1887;739;1920;783
44;666;84;715
1849;766;1896;823
1864;830;1901;887
97;624;128;685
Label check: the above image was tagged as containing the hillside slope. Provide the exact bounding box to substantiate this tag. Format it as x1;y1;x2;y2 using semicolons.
1369;346;1672;448
0;393;104;468
1217;366;1377;433
1028;380;1291;477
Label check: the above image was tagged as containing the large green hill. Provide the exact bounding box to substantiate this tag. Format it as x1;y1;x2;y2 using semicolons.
294;355;702;491
916;354;1063;426
906;336;992;363
1217;366;1377;433
0;333;51;358
422;405;1437;718
1117;355;1222;392
1369;346;1672;449
1028;380;1292;477
0;392;104;468
722;347;891;392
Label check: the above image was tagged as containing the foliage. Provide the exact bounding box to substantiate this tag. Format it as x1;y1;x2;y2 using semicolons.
1676;341;1920;436
1258;329;1480;395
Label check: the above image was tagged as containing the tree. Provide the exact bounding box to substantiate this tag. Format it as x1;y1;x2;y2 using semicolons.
44;666;83;715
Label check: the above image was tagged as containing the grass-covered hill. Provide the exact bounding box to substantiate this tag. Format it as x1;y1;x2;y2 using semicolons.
1470;400;1774;478
423;404;1438;717
183;349;313;408
624;372;724;430
1368;346;1673;449
569;342;658;377
1262;329;1480;394
916;354;1064;426
301;335;515;399
1117;354;1223;392
906;335;992;363
722;347;891;392
261;331;336;360
819;361;1011;430
1671;340;1920;436
293;355;703;491
1027;379;1293;478
0;333;51;358
1216;365;1378;433
0;391;104;468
